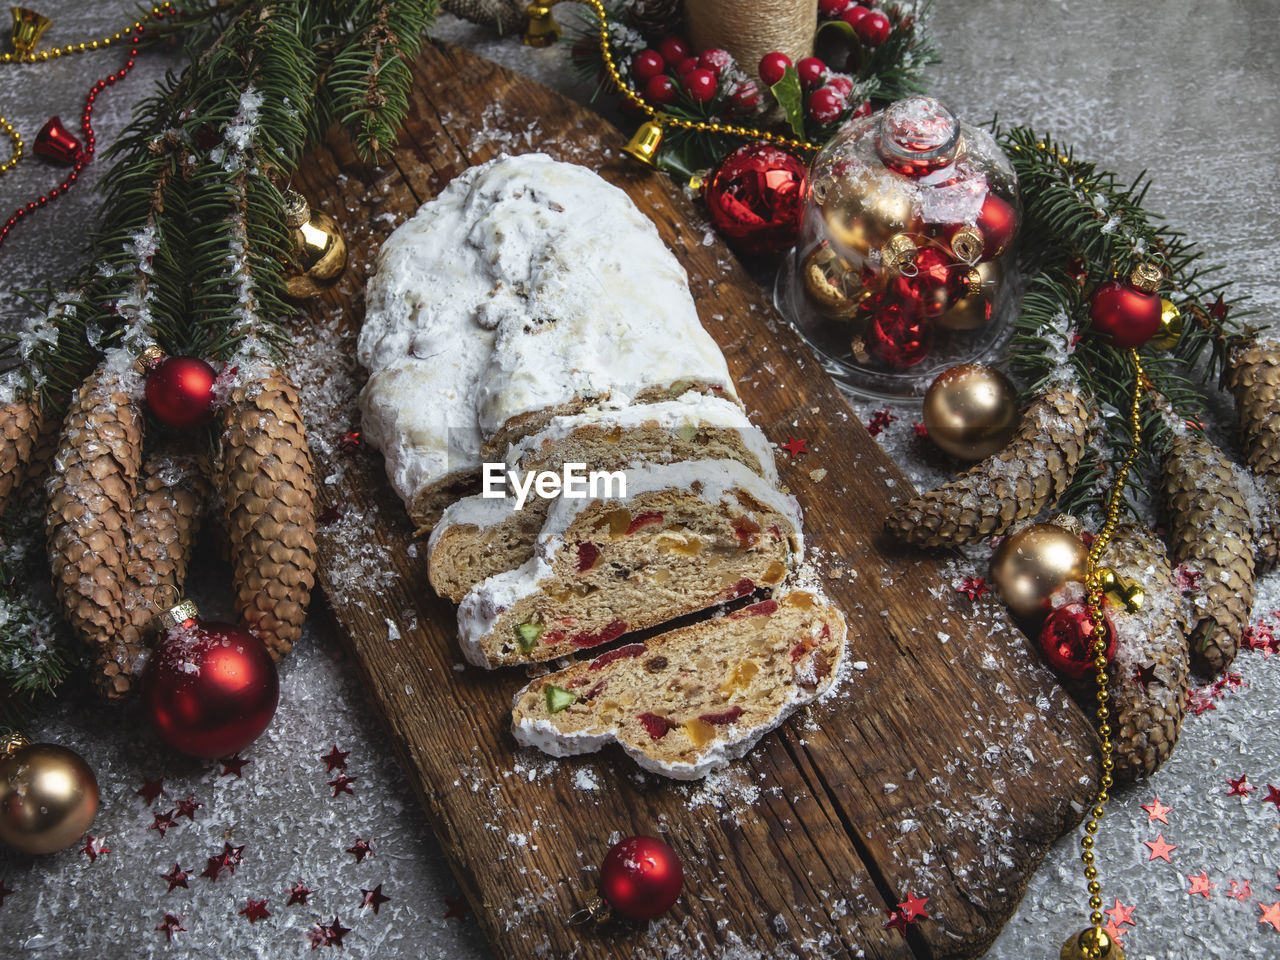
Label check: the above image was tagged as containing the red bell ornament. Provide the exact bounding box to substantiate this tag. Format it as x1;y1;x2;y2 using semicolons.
140;346;218;430
143;599;279;758
1037;601;1116;679
32;116;82;166
1089;263;1164;348
599;835;683;920
703;142;808;258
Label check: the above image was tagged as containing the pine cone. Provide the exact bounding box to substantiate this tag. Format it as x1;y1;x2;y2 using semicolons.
885;383;1091;547
1161;433;1254;676
1224;336;1280;570
440;0;526;31
220;366;317;660
46;363;143;697
0;397;43;516
627;0;683;36
1095;524;1189;783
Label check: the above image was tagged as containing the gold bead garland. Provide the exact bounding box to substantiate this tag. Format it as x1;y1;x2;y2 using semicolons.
0;115;22;173
1;4;173;64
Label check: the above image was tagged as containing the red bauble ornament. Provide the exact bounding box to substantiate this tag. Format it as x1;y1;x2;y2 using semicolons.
796;56;827;88
144;354;218;429
632;50;665;83
143;604;279;758
758;51;792;86
870;299;933;367
600;836;683;921
704;143;807;257
1037;601;1116;679
975;193;1017;259
683;67;718;103
891;246;965;317
1089;279;1162;348
33;117;83;166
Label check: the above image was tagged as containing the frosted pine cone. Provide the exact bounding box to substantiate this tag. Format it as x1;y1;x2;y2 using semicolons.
1161;433;1254;676
627;0;683;35
885;383;1091;547
46;361;143;697
220;366;317;659
0;397;43;516
1224;335;1280;570
440;0;526;31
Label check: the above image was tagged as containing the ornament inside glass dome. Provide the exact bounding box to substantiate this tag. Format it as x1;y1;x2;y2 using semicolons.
775;96;1021;397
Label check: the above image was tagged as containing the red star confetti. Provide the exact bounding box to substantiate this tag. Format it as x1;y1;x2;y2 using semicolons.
912;421;928;438
1228;880;1253;902
1070;331;1083;347
361;883;391;914
1227;774;1256;797
1187;872;1214;898
955;576;989;601
239;898;271;924
1101;921;1126;944
155;914;185;941
898;891;929;922
81;836;109;862
1175;565;1203;595
307;926;326;950
287;881;314;906
318;504;344;526
1103;899;1136;926
220;754;250;778
175;793;203;820
866;408;896;437
320;916;351;948
1210;294;1229;322
328;774;358;797
1141;796;1172;824
1133;662;1159;690
882;907;910;935
444;895;471;920
348;837;373;863
1261;785;1280;810
1187;688;1217;716
1144;833;1176;862
0;878;13;908
1260;902;1280;933
1244;619;1280;658
780;436;808;458
160;863;189;892
149;809;178;837
338;431;361;454
322;745;350;771
201;843;245;881
137;777;166;806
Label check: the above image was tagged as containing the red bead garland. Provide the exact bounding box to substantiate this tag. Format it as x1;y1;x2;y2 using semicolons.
0;8;177;250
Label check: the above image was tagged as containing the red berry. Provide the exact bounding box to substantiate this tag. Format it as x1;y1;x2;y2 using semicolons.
758;51;792;86
698;48;732;77
858;10;891;44
796;57;827;88
728;80;762;114
818;0;849;17
842;4;870;28
827;74;854;98
808;87;845;124
683;67;718;102
644;74;678;105
632;49;665;83
674;55;700;81
656;35;691;66
850;99;873;118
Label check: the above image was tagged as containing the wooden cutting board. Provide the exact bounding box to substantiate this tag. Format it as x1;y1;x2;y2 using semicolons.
289;40;1098;960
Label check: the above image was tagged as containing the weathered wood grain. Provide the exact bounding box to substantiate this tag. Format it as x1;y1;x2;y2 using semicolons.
289;40;1099;960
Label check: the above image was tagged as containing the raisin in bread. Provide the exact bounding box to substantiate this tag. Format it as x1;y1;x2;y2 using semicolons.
427;393;778;602
357;153;738;532
457;459;802;668
511;589;846;780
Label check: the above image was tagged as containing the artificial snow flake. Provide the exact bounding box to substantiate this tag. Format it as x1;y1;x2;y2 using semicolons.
1140;796;1172;824
81;836;109;862
780;436;808;458
220;754;250;778
347;837;373;863
360;883;391;914
149;809;178;837
328;774;358;797
1144;833;1176;862
155;914;184;941
287;881;314;906
160;863;189;892
1226;774;1255;797
239;898;271;924
1186;872;1214;898
136;778;165;806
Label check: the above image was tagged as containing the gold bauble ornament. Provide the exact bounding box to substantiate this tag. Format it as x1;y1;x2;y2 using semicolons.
1148;298;1183;351
1061;926;1125;960
0;737;98;854
989;522;1089;622
922;363;1018;460
283;190;348;300
801;243;875;319
822;173;916;259
937;259;1001;331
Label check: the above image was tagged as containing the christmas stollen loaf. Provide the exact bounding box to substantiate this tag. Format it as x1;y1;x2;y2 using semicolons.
457;458;802;668
427;392;778;602
358;153;738;532
511;589;847;780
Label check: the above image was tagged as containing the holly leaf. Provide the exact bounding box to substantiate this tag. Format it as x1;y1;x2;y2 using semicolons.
768;65;805;138
814;18;860;73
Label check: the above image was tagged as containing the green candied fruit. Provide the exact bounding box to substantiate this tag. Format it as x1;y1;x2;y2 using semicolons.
544;685;577;714
675;421;698;442
514;622;544;652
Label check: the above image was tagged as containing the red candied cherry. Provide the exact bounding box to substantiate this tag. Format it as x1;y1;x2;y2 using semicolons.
683;67;718;103
698;47;732;77
796;56;827;88
674;55;700;81
632;49;666;83
827;74;854;98
842;4;870;28
657;35;691;66
644;73;678;105
758;51;792;86
818;0;850;17
808;87;845;124
858;10;891;44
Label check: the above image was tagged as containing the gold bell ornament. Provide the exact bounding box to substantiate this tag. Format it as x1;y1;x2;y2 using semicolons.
522;0;562;46
1095;565;1144;612
283;189;347;300
9;7;51;56
0;733;99;855
1061;925;1124;960
623;120;664;166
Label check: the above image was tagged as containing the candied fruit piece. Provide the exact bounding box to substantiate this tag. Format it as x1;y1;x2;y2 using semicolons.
699;706;744;725
571;619;628;648
589;643;646;671
656;531;703;556
604;508;632;536
726;577;755;599
626;510;664;535
514;622;544;652
730;599;778;619
645;656;668;672
762;560;787;585
719;660;759;695
733;516;762;546
682;717;716;748
638;712;673;740
576;542;601;573
675;422;698;442
584;679;608;700
544;685;577;713
604;425;623;443
784;591;816;610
